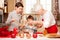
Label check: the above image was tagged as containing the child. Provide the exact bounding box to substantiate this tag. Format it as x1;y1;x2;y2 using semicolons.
24;15;37;34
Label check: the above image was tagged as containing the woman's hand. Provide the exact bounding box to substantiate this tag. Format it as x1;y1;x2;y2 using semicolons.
33;21;43;28
36;23;43;28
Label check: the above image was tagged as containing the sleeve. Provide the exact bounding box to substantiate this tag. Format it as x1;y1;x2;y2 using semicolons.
5;13;12;24
43;12;51;28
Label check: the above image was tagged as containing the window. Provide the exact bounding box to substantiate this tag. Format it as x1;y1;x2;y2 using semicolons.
40;0;52;11
24;0;52;14
25;0;36;14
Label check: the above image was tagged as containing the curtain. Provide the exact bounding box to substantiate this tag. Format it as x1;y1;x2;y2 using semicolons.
52;0;59;24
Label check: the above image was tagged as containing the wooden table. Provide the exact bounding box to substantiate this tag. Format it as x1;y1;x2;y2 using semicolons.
0;34;60;40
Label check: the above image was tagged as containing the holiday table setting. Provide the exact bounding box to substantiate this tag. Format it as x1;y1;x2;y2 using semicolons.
0;25;60;40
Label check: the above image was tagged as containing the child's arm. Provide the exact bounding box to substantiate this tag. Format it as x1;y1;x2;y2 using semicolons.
33;21;43;28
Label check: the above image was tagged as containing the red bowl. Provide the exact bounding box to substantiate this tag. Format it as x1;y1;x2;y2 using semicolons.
33;33;37;38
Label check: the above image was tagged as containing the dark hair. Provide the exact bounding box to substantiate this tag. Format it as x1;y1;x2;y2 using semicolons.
27;15;34;20
15;2;24;8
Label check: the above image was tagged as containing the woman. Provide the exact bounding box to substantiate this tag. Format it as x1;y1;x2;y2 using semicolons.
34;6;58;33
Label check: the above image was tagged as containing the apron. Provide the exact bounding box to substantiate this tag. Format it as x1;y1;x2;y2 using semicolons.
45;24;58;33
42;19;58;33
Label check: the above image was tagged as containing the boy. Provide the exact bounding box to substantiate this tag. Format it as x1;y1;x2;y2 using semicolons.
24;15;37;34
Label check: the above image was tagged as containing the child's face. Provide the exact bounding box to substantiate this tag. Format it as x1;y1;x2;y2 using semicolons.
27;19;33;22
27;19;33;25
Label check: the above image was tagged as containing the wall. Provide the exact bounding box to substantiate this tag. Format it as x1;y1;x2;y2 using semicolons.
0;0;4;8
59;0;60;13
8;0;16;13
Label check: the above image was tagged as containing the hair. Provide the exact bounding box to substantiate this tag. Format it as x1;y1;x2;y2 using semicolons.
34;4;45;12
27;15;34;20
15;2;24;8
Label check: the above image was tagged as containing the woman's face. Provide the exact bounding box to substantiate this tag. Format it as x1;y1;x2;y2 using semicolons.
37;9;43;15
